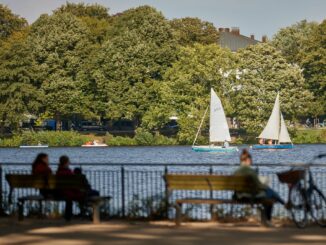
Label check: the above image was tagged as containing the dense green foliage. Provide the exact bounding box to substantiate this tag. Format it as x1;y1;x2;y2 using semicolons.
0;3;324;143
142;44;238;144
171;17;219;46
233;43;313;133
0;5;27;40
92;6;177;123
292;129;326;144
272;20;318;64
272;20;325;116
105;129;177;146
0;30;42;132
299;20;326;114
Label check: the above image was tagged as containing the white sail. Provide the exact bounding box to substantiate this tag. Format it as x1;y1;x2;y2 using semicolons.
258;93;280;140
279;113;292;143
209;88;231;142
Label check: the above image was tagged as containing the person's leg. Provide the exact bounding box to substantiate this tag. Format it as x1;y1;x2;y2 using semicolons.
265;187;285;205
264;204;273;221
88;189;99;197
65;200;73;221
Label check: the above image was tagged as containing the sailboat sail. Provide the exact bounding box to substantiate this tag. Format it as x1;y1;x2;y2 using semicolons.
279;113;292;143
258;93;280;140
209;88;231;142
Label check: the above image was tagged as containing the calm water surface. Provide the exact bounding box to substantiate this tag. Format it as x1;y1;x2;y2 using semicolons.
0;144;325;165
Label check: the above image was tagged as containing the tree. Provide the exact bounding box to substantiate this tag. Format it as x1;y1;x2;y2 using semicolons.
171;17;219;46
54;2;111;44
0;30;42;132
233;43;313;134
93;6;177;123
272;20;318;64
142;44;238;144
0;4;27;40
28;13;94;129
54;2;110;19
298;20;326;114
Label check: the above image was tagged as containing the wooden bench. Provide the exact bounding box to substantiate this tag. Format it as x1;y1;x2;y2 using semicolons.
165;174;274;226
6;174;111;224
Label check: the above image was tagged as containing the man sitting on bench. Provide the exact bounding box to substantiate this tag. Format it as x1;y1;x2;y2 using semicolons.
234;149;285;223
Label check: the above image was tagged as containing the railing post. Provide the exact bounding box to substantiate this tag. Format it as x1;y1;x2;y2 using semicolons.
164;165;169;218
209;165;215;220
121;166;125;218
0;165;5;216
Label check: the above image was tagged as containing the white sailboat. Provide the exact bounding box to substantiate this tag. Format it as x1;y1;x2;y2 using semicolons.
192;88;238;152
252;92;293;149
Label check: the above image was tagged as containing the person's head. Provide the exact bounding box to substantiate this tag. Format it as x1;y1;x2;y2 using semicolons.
59;155;70;169
74;167;82;175
33;153;49;166
240;149;252;166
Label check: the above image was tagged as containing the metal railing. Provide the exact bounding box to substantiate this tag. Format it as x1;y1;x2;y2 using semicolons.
1;163;326;220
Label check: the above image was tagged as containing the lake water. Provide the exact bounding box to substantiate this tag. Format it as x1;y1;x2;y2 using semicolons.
0;144;325;165
1;144;325;219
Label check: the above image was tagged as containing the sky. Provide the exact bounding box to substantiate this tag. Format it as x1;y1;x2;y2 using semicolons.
1;0;325;39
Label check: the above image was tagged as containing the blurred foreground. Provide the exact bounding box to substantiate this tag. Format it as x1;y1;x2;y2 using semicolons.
0;219;325;245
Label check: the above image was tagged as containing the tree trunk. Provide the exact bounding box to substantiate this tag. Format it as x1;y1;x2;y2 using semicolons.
55;115;62;131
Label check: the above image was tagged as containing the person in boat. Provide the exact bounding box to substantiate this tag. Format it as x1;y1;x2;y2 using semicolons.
267;139;273;145
32;153;54;198
258;138;264;145
223;140;229;148
234;149;285;224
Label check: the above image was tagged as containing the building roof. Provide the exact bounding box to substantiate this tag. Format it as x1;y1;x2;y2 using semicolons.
218;27;261;52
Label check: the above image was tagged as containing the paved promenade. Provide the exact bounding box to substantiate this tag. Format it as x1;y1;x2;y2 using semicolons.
1;219;325;245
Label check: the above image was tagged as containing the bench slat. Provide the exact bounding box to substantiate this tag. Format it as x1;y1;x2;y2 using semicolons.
165;174;259;192
6;174;89;190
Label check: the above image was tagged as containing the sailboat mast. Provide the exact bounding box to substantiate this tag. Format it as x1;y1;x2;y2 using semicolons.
277;92;281;145
192;106;209;146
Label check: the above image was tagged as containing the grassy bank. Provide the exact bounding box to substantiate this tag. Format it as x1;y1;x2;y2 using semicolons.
0;131;91;147
0;128;324;147
0;129;177;147
292;129;326;144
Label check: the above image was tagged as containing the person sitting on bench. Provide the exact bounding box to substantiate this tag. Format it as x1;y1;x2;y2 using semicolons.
32;153;54;198
56;155;85;220
73;167;99;197
32;153;52;175
234;149;285;223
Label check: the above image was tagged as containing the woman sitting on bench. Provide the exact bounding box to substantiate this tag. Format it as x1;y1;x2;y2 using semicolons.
234;149;285;224
32;153;54;198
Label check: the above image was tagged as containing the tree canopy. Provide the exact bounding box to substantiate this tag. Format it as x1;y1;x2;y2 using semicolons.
142;44;238;143
0;4;27;40
272;20;318;64
298;20;326;114
0;3;324;135
233;43;313;133
171;17;219;46
92;6;177;123
28;12;94;129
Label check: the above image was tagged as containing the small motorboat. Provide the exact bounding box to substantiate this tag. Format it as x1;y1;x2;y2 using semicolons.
20;142;49;148
81;140;108;147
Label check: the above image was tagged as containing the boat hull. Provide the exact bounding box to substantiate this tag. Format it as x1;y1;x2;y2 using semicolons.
251;144;293;150
192;146;238;152
81;144;108;147
19;145;49;148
